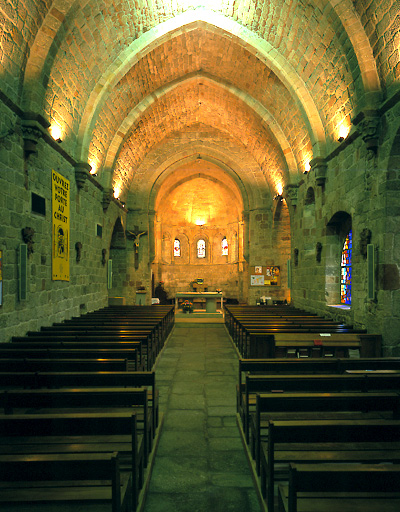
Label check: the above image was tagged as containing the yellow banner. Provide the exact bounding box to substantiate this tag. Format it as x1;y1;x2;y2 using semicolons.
52;170;70;281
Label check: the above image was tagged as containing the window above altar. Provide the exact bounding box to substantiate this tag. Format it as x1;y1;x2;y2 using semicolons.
197;239;206;258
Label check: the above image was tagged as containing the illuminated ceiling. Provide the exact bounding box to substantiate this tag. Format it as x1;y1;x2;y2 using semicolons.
3;1;386;207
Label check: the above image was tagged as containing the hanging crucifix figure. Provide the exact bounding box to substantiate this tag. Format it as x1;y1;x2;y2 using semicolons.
126;228;148;269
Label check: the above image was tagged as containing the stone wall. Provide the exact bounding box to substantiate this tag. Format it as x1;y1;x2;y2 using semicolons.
289;99;400;355
0;102;124;342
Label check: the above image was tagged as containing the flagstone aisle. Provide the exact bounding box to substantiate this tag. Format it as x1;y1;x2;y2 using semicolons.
143;321;261;512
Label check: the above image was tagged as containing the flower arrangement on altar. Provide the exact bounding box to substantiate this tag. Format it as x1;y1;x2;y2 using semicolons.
181;300;193;313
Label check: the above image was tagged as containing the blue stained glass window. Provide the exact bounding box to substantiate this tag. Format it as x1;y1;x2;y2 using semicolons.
340;230;352;305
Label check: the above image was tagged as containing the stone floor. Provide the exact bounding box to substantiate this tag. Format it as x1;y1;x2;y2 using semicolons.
142;319;262;512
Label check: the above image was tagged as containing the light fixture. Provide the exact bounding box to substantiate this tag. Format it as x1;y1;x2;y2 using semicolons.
337;121;350;142
195;219;205;226
50;125;62;143
274;194;283;201
304;161;311;174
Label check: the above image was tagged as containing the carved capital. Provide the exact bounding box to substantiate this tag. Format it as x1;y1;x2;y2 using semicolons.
21;124;43;156
74;162;92;189
310;157;327;186
284;184;299;206
102;188;113;211
355;109;380;156
21;112;49;158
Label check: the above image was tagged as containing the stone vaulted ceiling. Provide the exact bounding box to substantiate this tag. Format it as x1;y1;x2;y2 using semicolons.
2;0;390;208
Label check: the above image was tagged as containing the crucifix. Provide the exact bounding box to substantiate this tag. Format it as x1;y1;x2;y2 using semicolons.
126;227;148;269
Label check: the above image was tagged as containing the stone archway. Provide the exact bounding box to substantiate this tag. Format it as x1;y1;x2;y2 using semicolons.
152;159;246;302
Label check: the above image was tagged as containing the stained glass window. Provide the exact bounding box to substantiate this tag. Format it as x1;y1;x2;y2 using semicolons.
174;239;181;257
222;237;228;256
197;239;206;258
340;230;352;305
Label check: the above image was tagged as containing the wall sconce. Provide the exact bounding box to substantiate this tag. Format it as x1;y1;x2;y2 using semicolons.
303;161;311;174
274;194;283;201
338;136;344;143
50;125;63;143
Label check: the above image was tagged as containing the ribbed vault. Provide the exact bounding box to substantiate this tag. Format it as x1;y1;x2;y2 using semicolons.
1;0;390;206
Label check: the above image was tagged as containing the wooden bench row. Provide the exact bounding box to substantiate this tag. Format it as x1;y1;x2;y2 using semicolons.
224;305;381;358
0;412;139;511
16;304;176;370
0;370;160;511
264;418;400;512
0;306;172;511
279;462;400;512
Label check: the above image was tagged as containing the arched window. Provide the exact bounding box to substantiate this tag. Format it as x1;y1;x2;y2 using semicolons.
221;237;228;256
174;239;181;257
197;239;206;258
340;230;352;305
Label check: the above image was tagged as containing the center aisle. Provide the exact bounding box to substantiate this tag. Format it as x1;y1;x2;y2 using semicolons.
143;321;261;512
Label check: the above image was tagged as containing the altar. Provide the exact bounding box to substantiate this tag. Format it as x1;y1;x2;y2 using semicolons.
175;292;223;313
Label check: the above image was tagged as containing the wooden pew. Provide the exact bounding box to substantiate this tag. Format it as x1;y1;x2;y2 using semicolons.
224;305;381;358
241;371;400;443
0;412;141;510
6;340;146;370
0;358;128;372
252;391;400;474
0;370;159;435
278;462;400;512
0;451;132;512
0;387;151;467
237;357;400;416
0;346;142;371
11;330;156;370
260;419;400;511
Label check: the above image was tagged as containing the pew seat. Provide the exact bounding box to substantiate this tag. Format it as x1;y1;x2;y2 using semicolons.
278;463;400;512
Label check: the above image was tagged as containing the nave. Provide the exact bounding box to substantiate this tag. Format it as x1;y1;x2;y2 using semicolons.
144;320;260;512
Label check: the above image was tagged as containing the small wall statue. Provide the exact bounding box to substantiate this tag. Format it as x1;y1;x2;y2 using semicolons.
360;228;371;259
316;242;322;263
75;242;82;262
21;227;35;256
294;248;299;266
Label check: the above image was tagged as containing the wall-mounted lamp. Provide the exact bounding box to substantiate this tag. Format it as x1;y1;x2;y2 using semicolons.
338;136;344;143
303;161;311;174
50;125;63;143
195;219;205;226
274;194;283;201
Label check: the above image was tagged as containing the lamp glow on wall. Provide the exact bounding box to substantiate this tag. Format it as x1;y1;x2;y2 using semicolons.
89;160;98;175
195;219;206;226
337;120;351;142
50;124;62;143
113;185;122;199
304;160;311;174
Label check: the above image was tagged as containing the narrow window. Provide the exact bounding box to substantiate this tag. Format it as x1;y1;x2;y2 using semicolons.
340;230;352;305
222;237;228;256
174;239;181;257
197;239;206;258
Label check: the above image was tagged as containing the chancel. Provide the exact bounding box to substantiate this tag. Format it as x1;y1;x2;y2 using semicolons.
1;2;400;512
